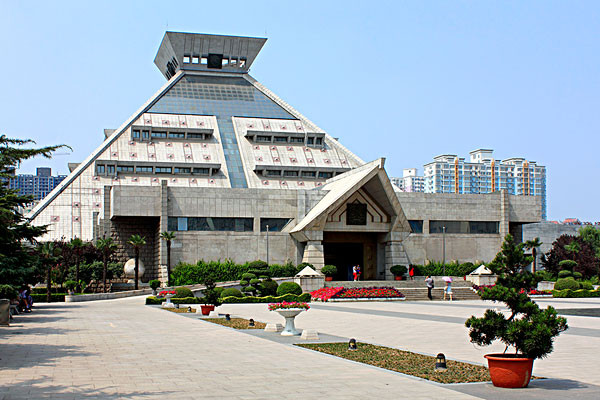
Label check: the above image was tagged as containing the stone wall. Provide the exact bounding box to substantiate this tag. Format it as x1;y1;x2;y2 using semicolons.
110;216;160;282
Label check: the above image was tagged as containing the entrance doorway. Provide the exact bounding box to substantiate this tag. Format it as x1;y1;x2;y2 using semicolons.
323;232;378;280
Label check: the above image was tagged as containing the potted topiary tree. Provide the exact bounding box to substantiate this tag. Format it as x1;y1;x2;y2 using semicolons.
149;279;161;296
465;235;568;388
390;265;407;281
321;265;337;281
200;273;221;316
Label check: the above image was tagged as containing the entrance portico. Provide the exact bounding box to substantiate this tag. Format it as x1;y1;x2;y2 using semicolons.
291;159;411;280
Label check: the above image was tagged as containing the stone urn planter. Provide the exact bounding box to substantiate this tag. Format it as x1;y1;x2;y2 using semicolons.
275;308;305;336
484;354;534;388
200;305;215;316
162;293;174;308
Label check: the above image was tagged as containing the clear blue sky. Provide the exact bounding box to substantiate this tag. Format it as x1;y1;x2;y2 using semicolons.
1;1;599;221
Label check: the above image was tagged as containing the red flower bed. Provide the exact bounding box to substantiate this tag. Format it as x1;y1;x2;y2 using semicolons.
310;287;343;301
337;287;404;299
158;290;176;297
528;289;552;296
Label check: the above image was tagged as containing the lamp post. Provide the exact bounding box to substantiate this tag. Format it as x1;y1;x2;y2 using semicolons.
266;224;269;265
442;226;446;276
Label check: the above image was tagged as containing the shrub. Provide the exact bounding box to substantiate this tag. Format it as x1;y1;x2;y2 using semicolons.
390;265;407;277
572;289;591;298
220;288;243;298
248;260;268;269
258;280;278;296
298;293;311;302
554;277;580;291
269;262;298;278
220;294;312;304
296;262;313;272
321;265;337;277
558;259;578;271
580;281;594;290
175;287;194;298
411;262;477;277
535;270;555;281
243;286;257;294
241;273;256;281
64;280;77;291
30;293;66;302
149;280;161;290
240;280;249;286
552;289;572;298
573;271;583;280
557;270;572;278
249;278;261;285
277;282;302;296
0;284;18;300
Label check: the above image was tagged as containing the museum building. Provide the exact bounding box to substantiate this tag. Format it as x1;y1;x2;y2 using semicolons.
28;32;542;282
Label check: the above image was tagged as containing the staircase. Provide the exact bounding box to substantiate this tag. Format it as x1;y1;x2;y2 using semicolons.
324;278;482;301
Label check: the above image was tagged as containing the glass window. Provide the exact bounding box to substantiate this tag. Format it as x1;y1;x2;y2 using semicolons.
174;167;191;174
156;167;172;174
307;137;314;145
177;217;188;231
256;135;271;142
429;220;499;234
283;171;298;177
266;170;281;177
183;55;191;63
274;136;288;142
301;171;316;178
187;133;205;139
469;221;499;234
193;167;210;175
315;137;323;145
290;137;304;143
187;217;253;232
136;166;153;173
260;218;291;232
142;130;150;139
96;165;105;174
117;166;134;172
107;165;115;174
151;132;167;138
167;217;178;231
132;130;140;139
408;220;423;234
169;132;185;139
318;172;333;179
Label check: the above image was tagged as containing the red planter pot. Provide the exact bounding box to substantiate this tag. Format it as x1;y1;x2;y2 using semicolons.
394;276;403;281
200;305;215;316
484;354;534;388
325;276;333;281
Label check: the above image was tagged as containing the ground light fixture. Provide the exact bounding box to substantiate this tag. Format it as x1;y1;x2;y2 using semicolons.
435;353;447;371
187;306;192;313
175;303;180;309
249;318;255;327
348;339;357;351
225;314;231;321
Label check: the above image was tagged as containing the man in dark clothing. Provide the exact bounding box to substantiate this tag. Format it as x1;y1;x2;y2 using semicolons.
425;276;434;300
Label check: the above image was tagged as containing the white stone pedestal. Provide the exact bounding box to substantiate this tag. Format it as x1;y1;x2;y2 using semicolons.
264;323;284;332
300;329;319;340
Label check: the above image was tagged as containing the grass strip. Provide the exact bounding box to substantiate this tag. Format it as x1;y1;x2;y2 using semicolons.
203;317;266;330
296;342;490;384
164;308;196;313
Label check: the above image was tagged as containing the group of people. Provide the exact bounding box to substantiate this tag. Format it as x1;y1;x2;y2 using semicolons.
424;276;453;301
352;265;361;281
16;287;33;313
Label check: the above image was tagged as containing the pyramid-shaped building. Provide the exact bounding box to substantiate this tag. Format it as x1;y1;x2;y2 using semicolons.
29;32;542;282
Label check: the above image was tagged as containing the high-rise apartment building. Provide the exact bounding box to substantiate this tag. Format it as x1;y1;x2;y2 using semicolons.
3;167;67;201
423;149;546;219
391;168;425;192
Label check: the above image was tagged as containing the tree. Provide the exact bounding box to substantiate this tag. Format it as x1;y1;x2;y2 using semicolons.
466;235;568;359
160;231;176;286
38;242;61;303
68;238;86;293
96;237;117;293
542;235;599;278
127;235;146;290
523;237;542;274
578;226;600;259
0;135;68;287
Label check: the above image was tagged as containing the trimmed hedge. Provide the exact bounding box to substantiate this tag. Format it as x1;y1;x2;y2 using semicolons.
221;293;311;304
554;277;580;291
277;282;302;296
411;262;478;277
145;296;205;305
557;270;572;278
553;289;600;298
175;287;194;298
30;293;66;302
0;284;18;300
220;288;243;298
171;260;300;285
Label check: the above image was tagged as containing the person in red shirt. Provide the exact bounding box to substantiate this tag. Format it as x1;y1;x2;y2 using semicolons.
409;266;415;281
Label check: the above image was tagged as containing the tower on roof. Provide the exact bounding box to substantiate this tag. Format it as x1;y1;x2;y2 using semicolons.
154;32;267;79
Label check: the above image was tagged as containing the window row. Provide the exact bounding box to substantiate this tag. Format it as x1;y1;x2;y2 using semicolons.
182;53;247;69
167;217;291;232
245;131;325;147
131;127;214;142
254;168;349;179
429;220;499;234
95;162;219;176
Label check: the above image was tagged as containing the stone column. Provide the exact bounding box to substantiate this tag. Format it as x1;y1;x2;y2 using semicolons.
499;190;510;238
302;241;325;271
103;186;112;238
383;232;410;280
158;180;169;285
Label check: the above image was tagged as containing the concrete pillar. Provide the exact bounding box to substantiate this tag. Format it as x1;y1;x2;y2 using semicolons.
384;241;410;280
158;180;169;285
500;190;510;238
302;241;324;271
103;186;112;238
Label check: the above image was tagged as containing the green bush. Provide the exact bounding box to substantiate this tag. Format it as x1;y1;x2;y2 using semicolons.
65;280;77;291
296;262;313;272
67;261;123;283
554;277;580;291
149;280;161;290
30;293;66;302
258;280;278;296
573;271;583;280
248;260;268;270
535;270;556;281
390;265;407;277
572;289;590;298
241;273;256;281
32;287;68;294
214;287;224;298
0;284;18;300
558;259;577;271
220;288;243;298
321;265;337;277
269;262;298;278
580;281;594;290
220;294;312;304
411;262;478;277
557;270;572;278
239;280;249;286
277;282;302;296
249;278;261;285
175;287;194;298
552;289;571;298
243;286;257;294
553;289;600;298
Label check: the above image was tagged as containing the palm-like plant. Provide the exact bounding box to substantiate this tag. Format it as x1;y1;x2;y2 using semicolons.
524;237;542;274
160;231;176;285
96;237;118;293
38;242;60;303
68;238;86;292
127;234;146;290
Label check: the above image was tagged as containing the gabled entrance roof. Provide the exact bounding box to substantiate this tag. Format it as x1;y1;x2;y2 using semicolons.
291;159;410;241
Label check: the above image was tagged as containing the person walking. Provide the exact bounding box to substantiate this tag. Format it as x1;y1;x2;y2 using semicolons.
352;265;358;281
356;265;361;281
425;276;434;300
444;281;453;301
409;266;415;281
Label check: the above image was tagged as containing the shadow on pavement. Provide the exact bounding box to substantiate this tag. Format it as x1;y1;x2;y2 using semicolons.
448;378;600;399
0;343;94;369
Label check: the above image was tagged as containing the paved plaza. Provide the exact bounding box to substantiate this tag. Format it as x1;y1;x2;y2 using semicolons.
2;297;600;399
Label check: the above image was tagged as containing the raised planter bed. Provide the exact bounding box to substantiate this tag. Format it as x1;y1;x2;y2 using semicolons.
310;287;404;302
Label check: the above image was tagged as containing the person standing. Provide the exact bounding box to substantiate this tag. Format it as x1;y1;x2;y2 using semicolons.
425;276;434;300
409;266;415;281
444;281;453;301
356;265;361;281
352;265;358;281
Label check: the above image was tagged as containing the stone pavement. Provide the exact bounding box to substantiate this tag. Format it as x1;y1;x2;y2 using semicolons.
2;297;600;399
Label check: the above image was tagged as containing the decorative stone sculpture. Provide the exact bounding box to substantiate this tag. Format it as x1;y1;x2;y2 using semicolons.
124;258;145;283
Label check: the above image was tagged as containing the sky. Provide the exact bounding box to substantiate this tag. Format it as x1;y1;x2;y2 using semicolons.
1;1;599;222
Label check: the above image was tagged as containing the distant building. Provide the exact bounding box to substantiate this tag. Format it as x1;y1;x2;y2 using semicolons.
391;168;425;192
423;149;547;219
4;167;67;201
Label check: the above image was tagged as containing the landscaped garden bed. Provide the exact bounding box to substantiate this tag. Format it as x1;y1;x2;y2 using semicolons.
164;307;197;313
296;342;491;384
202;317;266;330
310;287;404;302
